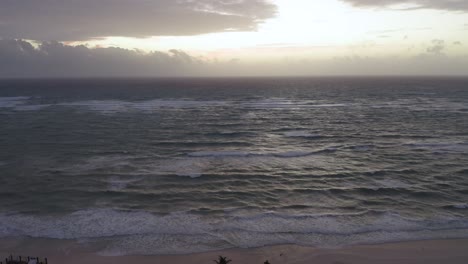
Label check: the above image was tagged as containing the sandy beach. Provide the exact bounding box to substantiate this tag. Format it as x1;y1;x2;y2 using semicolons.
2;238;468;264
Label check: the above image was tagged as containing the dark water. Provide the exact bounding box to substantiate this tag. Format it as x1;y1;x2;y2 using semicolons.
0;77;467;255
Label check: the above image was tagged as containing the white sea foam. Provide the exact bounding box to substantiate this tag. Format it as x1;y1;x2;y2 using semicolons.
242;98;304;109
242;99;348;109
106;176;142;191
60;98;347;114
0;97;52;111
284;131;321;138
132;99;228;110
59;100;131;114
54;149;336;181
1;209;468;255
0;96;29;108
59;99;228;114
2;97;465;114
58;155;208;179
313;104;348;107
187;148;335;158
188;151;251;158
14;104;51;111
0;209;210;240
370;98;468;113
274;151;316;158
1;97;354;114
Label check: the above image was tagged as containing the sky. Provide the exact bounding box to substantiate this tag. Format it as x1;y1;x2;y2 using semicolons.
1;0;468;77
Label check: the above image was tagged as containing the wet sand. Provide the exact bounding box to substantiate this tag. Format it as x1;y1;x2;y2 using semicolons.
2;238;468;264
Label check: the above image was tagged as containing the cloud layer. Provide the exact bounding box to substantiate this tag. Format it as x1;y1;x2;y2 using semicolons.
0;39;206;77
0;0;276;41
1;39;467;77
342;0;468;11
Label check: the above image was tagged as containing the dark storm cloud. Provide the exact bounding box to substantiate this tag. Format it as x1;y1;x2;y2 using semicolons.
0;0;277;41
341;0;468;11
0;39;205;77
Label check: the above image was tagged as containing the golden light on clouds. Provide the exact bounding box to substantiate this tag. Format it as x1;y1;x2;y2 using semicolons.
79;0;467;61
2;0;468;77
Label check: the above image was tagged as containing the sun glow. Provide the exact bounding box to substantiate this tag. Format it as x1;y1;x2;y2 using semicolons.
80;0;468;61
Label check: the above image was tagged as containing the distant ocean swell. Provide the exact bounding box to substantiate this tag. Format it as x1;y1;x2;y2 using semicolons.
1;97;467;113
1;79;468;256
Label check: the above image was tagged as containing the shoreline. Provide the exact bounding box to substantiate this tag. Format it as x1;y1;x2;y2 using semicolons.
2;238;468;264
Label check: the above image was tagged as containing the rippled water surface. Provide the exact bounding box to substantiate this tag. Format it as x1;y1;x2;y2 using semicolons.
0;77;467;255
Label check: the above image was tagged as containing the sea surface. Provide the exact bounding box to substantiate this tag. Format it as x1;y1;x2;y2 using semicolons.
0;77;467;255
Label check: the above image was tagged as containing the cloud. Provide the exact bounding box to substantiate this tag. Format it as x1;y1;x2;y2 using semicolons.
0;0;277;41
325;54;468;76
1;38;467;78
0;39;206;77
341;0;468;11
426;39;445;54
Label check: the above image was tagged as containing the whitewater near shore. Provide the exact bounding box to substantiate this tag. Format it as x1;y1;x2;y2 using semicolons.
1;78;468;256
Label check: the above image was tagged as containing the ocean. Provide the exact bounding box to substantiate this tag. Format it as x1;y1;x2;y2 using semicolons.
0;77;467;255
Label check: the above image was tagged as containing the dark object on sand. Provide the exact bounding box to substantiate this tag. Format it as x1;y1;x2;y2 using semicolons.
2;255;47;264
214;256;232;264
264;261;271;264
